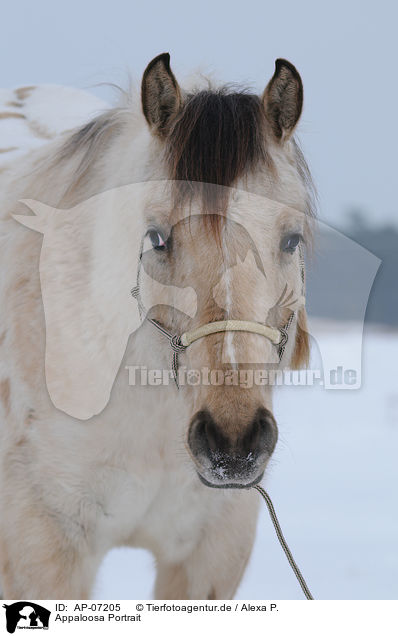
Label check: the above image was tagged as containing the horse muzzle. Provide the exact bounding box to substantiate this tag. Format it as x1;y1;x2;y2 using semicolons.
187;406;278;489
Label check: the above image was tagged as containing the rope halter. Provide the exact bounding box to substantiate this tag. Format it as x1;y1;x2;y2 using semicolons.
130;291;296;388
131;243;305;388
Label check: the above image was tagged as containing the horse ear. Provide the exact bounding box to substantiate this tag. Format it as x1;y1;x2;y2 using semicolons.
263;59;303;141
141;52;182;136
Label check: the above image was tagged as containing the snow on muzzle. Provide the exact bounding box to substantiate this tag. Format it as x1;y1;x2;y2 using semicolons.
187;406;278;488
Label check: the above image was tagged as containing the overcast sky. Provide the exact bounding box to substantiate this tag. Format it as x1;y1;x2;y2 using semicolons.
1;0;397;228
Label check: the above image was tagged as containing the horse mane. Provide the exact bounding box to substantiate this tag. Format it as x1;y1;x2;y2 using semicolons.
53;107;131;199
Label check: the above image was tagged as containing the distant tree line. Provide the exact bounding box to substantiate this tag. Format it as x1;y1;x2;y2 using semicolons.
306;209;398;326
342;210;398;325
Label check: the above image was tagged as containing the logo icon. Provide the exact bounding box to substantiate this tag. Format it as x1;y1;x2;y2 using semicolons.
2;602;50;633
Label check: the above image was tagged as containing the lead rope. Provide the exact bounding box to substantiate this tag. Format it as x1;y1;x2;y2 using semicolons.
253;484;314;600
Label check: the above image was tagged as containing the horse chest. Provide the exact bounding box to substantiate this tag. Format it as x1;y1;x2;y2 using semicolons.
91;410;196;551
132;474;214;561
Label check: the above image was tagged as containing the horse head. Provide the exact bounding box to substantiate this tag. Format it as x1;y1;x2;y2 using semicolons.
14;53;314;488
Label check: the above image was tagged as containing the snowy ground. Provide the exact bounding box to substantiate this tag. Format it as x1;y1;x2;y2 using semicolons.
93;324;398;600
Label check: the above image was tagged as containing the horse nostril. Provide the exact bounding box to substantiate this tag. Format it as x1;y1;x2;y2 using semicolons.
188;407;277;462
188;410;229;458
241;407;278;457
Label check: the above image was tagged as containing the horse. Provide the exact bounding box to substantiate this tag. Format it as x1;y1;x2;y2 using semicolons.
0;53;315;599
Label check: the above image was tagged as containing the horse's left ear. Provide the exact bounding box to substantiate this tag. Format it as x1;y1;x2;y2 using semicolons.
141;52;182;136
263;59;303;141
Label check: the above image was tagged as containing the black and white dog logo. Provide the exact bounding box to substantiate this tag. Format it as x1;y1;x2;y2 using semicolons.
2;602;50;633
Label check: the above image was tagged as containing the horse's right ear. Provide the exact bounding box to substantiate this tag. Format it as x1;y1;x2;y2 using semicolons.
141;52;182;136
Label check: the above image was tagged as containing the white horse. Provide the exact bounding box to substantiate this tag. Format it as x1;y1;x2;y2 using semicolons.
0;54;314;599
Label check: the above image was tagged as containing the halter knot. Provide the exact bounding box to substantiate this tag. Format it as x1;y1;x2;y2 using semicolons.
278;328;289;349
170;335;187;354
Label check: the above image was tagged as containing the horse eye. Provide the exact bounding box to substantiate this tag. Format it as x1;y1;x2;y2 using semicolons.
281;233;302;254
148;229;166;251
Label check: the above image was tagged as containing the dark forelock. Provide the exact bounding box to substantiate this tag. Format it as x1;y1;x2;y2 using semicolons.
166;89;270;214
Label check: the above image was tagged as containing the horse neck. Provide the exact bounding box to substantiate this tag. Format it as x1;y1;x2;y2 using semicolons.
12;106;155;210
